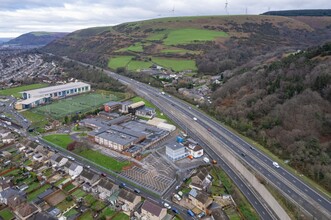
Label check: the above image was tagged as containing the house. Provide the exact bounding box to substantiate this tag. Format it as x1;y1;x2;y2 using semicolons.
0;188;23;205
187;144;204;158
79;170;100;186
97;179;119;200
50;154;68;168
64;162;83;178
0;179;11;192
104;101;122;112
7;194;26;209
28;211;58;220
190;167;212;190
118;189;141;214
14;202;39;220
141;200;167;220
188;189;213;213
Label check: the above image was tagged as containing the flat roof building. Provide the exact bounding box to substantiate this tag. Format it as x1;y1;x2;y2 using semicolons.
20;82;90;100
166;141;188;161
15;82;91;110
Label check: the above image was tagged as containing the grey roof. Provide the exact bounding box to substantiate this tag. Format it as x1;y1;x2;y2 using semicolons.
0;188;21;199
28;212;58;220
47;207;61;217
109;125;145;138
118;189;138;203
50;153;60;162
97;130;137;147
80;170;99;182
64;161;72;169
189;188;198;198
141;200;163;217
21;82;90;97
166;142;185;151
37;188;53;199
195;191;211;204
69;163;80;171
194;167;210;182
98;179;116;190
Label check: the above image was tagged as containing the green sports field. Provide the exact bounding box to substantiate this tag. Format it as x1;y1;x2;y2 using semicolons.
31;93;113;119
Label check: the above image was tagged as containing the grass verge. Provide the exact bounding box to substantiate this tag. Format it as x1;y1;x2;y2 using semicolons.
43;134;73;149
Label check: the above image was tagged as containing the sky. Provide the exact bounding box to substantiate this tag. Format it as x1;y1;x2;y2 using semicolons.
0;0;330;38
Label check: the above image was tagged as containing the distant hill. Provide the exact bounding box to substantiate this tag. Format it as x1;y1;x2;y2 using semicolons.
0;38;12;44
6;32;68;46
42;15;331;73
262;9;331;16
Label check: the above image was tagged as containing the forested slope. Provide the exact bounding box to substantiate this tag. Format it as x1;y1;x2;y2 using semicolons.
209;43;331;191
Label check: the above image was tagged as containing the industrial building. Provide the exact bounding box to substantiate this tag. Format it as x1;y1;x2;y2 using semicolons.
15;82;90;109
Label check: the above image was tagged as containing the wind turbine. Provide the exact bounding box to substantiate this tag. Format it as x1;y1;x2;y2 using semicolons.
172;4;175;15
225;0;229;15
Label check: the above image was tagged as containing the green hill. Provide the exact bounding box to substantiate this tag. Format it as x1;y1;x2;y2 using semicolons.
7;32;68;46
42;15;331;73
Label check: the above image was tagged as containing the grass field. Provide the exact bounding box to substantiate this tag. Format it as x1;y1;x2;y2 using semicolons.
147;32;166;41
117;42;145;52
31;93;111;119
127;60;152;71
108;56;134;70
152;57;197;72
108;56;153;71
79;210;93;220
163;28;228;45
161;48;200;55
0;208;14;220
43;134;73;149
77;149;130;172
0;83;47;98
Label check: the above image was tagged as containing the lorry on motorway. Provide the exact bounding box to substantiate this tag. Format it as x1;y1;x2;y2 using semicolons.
203;157;210;163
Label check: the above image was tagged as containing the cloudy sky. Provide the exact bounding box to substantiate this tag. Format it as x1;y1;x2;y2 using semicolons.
0;0;330;38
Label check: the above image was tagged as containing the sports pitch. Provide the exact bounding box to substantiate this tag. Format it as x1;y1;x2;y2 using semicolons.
31;93;116;119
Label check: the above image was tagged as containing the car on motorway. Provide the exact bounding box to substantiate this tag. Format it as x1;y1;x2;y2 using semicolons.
241;152;246;157
207;128;211;132
163;202;171;209
193;117;197;121
273;161;280;168
134;188;141;194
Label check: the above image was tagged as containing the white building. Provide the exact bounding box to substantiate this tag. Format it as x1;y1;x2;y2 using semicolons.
15;82;90;109
165;142;188;161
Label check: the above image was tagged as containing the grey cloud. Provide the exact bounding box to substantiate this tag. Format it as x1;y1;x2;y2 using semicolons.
0;0;330;38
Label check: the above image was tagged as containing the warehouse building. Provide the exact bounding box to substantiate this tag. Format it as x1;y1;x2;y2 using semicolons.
15;82;90;110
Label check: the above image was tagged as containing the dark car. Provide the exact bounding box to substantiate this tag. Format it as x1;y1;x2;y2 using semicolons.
172;208;179;214
119;183;126;188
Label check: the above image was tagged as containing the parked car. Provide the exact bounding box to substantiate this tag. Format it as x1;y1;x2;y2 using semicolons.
163;202;171;209
172;208;179;214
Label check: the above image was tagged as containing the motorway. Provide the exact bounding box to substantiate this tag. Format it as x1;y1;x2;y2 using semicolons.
46;55;331;219
103;69;331;219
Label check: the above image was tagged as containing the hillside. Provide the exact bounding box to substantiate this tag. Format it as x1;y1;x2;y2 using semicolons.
42;15;331;73
6;32;68;46
262;9;331;16
208;43;331;191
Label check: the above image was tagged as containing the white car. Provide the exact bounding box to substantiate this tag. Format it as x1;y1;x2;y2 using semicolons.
163;202;171;209
174;194;182;201
193;117;197;121
273;161;280;168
